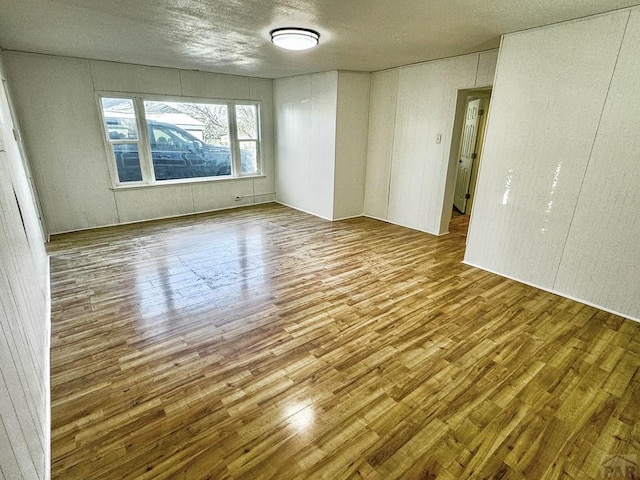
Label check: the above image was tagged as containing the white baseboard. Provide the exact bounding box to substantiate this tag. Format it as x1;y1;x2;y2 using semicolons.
463;260;640;324
49;199;277;237
274;201;334;221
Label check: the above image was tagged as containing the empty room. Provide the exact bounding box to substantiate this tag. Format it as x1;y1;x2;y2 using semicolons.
0;1;639;479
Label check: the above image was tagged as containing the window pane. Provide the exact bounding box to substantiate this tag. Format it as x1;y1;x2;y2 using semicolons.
112;144;142;182
235;105;258;139
143;101;231;180
239;141;258;175
101;98;138;140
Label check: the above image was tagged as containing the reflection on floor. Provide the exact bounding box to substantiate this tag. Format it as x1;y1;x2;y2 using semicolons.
48;203;640;480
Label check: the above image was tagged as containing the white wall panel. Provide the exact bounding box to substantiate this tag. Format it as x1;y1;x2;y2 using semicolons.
4;53;119;233
334;72;370;219
387;62;442;229
274;72;337;220
179;70;250;99
192;180;255;212
0;53;49;480
114;185;194;224
554;9;640;319
475;50;499;87
91;61;182;95
363;52;494;234
363;70;398;220
465;11;628;290
387;54;477;234
464;9;632;306
425;54;478;234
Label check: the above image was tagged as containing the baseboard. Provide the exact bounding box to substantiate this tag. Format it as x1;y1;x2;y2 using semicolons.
462;260;640;324
275;201;334;221
363;214;443;236
49;199;277;237
333;213;365;221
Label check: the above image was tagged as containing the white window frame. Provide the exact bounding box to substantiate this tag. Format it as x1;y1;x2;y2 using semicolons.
233;102;262;177
96;92;263;188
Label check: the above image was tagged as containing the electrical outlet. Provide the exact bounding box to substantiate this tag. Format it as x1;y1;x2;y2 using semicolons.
234;195;242;201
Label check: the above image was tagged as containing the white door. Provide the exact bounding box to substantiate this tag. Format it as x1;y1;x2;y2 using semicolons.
453;98;482;213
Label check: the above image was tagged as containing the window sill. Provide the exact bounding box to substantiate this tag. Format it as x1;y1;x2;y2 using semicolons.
110;174;266;190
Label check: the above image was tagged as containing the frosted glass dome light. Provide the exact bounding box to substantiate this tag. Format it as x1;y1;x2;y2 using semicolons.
270;28;320;51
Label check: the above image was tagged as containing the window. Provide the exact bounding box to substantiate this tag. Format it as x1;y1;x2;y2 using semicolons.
98;95;261;185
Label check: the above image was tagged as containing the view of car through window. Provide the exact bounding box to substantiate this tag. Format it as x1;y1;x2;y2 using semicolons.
101;98;259;183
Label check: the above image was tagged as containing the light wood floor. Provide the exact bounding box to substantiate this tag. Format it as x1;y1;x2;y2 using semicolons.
48;203;640;480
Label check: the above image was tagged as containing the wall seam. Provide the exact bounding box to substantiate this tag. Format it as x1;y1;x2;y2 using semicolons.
385;71;399;220
551;10;631;289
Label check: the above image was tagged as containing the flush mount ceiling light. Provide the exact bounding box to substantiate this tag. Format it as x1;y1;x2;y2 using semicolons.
270;27;320;51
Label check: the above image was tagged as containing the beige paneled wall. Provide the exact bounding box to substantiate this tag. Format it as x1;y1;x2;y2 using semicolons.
466;7;640;321
363;50;498;235
4;52;276;235
0;52;50;479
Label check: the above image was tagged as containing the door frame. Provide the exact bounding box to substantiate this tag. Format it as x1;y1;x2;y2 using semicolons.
439;87;492;234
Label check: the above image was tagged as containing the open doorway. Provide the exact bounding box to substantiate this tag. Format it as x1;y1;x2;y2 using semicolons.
447;88;492;234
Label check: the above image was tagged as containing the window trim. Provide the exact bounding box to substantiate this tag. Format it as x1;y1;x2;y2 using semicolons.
96;91;263;188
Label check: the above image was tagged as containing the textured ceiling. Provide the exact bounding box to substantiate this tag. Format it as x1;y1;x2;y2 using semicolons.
1;0;639;78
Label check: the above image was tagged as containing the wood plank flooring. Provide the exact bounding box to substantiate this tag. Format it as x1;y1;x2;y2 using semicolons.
48;203;640;479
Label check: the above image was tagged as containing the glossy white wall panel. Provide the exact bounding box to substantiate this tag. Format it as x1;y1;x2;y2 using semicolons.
274;72;337;220
91;61;182;95
114;185;194;223
334;72;370;219
465;11;629;289
554;8;640;319
476;50;498;87
4;53;119;233
179;70;250;99
363;69;398;220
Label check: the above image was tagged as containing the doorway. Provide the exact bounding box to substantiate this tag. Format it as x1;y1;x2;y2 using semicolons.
447;88;491;233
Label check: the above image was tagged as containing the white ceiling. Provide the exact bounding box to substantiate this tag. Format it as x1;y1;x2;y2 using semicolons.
1;0;639;79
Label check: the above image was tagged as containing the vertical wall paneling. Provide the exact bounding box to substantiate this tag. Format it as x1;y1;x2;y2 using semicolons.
113;185;196;224
333;72;371;220
429;54;478;234
4;54;119;233
388;61;448;230
4;52;275;234
475;50;499;87
363;69;398;220
179;70;251;99
362;51;497;234
274;72;338;220
554;8;640;319
386;54;478;234
464;11;629;290
91;61;182;95
0;52;49;480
